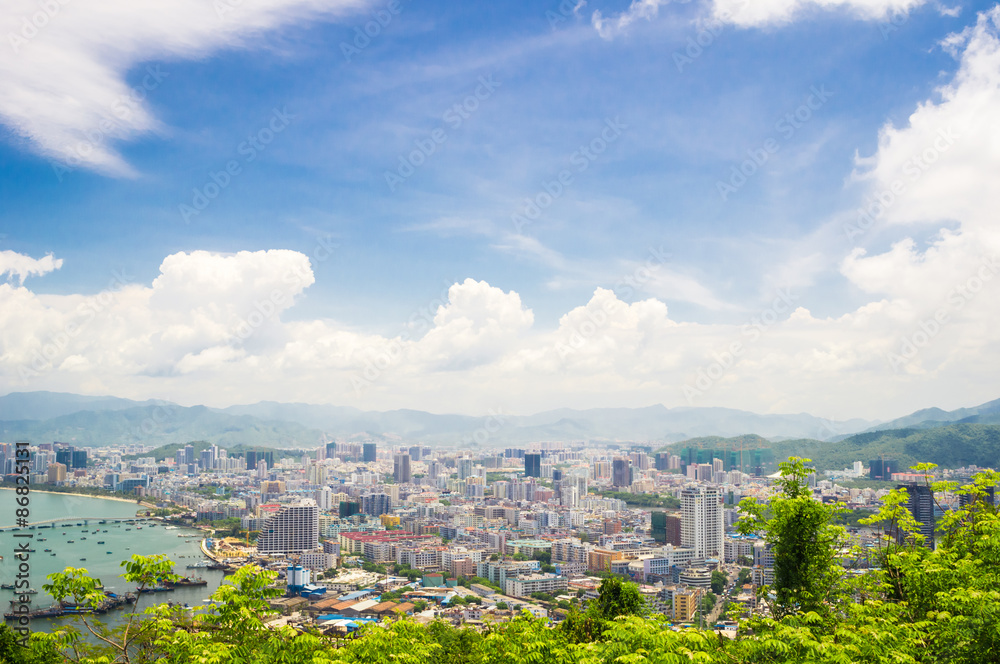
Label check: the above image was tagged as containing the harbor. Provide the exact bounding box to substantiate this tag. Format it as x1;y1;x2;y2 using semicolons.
0;492;228;630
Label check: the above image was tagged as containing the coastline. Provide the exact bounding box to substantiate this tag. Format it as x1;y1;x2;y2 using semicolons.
0;486;150;506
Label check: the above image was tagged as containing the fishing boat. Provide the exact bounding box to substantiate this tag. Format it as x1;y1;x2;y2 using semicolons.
43;549;51;553
0;584;13;590
68;540;74;543
97;541;105;544
24;589;38;595
107;552;113;554
79;558;86;562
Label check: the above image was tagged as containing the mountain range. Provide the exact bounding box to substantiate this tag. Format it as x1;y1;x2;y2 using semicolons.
0;391;995;450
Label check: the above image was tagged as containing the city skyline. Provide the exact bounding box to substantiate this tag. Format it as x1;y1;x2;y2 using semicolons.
3;1;1000;420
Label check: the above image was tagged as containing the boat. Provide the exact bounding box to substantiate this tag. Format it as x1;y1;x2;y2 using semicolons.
97;541;105;544
81;537;87;540
107;552;113;554
24;589;38;595
50;554;56;557
43;549;51;553
164;577;207;588
37;538;46;542
79;558;86;562
68;541;74;543
0;584;13;590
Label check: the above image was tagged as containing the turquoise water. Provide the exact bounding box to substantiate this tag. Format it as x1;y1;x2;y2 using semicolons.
0;490;228;629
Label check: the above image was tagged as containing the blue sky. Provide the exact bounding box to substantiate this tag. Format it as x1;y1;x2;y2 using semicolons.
2;0;999;421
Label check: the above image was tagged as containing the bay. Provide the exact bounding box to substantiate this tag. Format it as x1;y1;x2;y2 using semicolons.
0;489;228;630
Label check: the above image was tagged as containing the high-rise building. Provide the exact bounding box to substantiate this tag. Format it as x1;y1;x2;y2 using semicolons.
55;447;73;468
896;482;936;549
870;458;898;480
71;449;88;469
408;445;422;461
362;493;393;517
184;445;195;465
363;442;377;463
681;487;724;559
339;501;361;518
524;453;541;478
256;504;319;554
458;457;475;480
315;487;333;510
393;452;411;484
47;462;67;484
612;458;631;488
245;451;258;471
651;511;682;545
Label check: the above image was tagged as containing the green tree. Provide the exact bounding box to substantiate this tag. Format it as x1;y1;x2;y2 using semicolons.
710;570;727;594
737;457;848;619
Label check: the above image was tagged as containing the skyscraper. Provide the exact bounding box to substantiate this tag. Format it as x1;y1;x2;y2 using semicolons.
896;481;936;549
612;457;631;488
256;504;319;554
681;486;724;559
393;452;411;484
362;492;393;517
184;444;195;465
363;442;377;463
524;453;541;478
458;457;475;480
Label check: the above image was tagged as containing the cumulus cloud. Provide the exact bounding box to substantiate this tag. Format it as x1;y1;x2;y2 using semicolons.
0;0;367;175
844;6;1000;307
0;250;63;284
4;12;1000;417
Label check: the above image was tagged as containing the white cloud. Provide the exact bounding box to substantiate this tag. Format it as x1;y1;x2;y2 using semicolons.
0;250;63;284
592;0;670;39
712;0;928;27
0;0;368;175
4;10;1000;418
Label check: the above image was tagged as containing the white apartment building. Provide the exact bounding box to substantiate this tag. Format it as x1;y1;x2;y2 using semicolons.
256;504;319;554
681;487;724;560
505;574;569;598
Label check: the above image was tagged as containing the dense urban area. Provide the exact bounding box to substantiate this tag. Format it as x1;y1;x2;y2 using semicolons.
1;437;988;641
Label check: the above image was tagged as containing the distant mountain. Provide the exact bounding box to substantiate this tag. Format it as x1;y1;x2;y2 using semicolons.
0;391;880;448
0;403;325;448
859;398;1000;434
0;391;167;421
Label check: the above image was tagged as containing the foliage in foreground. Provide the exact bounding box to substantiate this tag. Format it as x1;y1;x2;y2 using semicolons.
3;460;1000;663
